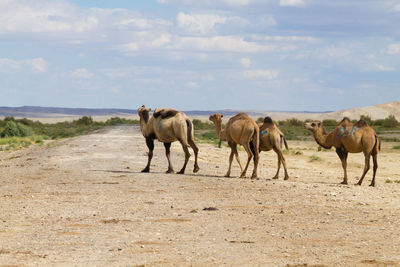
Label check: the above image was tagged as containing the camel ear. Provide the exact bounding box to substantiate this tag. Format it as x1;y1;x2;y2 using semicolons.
148;108;151;112
221;115;224;118
317;122;321;127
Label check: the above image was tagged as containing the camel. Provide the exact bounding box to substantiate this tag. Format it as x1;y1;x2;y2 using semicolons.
305;117;380;186
259;116;290;180
137;105;199;174
209;113;259;178
209;113;243;172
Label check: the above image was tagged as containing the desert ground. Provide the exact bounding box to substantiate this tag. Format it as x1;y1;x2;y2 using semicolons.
0;125;399;266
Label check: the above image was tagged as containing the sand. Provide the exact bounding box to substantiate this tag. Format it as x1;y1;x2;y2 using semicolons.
0;125;399;266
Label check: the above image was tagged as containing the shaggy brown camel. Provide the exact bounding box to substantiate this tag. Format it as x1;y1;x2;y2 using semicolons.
259;116;290;180
209;113;243;173
305;117;380;186
137;105;199;174
209;113;259;178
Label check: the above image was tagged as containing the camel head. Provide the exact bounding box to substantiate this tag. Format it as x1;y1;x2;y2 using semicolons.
137;105;151;121
305;121;323;132
209;113;223;124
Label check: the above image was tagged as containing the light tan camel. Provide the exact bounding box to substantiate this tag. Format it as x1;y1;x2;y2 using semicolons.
305;117;380;186
137;105;199;174
209;113;259;178
209;113;243;172
259;116;290;180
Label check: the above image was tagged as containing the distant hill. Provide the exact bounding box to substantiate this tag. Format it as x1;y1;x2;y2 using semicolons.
0;106;137;118
0;101;399;122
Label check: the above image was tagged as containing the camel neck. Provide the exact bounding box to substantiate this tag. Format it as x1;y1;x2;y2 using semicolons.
213;121;223;138
139;113;149;137
313;127;334;149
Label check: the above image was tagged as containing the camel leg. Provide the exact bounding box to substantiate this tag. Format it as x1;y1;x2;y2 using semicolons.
188;138;200;173
225;141;236;177
369;151;378;187
240;142;253;178
141;138;154;173
273;147;289;180
356;152;371;186
336;147;348;185
233;145;243;173
250;142;259;179
164;142;174;173
272;148;281;179
177;140;190;174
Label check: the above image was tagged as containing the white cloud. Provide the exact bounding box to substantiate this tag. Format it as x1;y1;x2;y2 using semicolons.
158;0;250;6
175;36;276;53
26;58;48;73
0;57;48;73
279;0;306;7
0;58;22;70
363;64;393;72
239;57;251;68
387;43;400;54
243;69;278;79
70;68;94;78
177;12;227;34
260;16;277;27
0;1;98;34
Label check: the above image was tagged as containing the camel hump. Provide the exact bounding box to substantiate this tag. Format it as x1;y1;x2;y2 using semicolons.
263;116;273;124
153;108;180;119
339;117;351;125
355;119;368;127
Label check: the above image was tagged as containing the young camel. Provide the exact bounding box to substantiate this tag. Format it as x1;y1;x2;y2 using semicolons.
305;117;380;186
259;116;290;180
137;105;199;174
209;113;243;173
209;113;259;179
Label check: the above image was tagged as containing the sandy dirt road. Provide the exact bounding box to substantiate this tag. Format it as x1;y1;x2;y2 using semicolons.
0;125;399;266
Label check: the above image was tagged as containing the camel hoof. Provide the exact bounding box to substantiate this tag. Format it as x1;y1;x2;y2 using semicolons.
177;170;185;174
224;174;230;178
355;182;362;186
141;168;149;173
166;169;174;174
284;176;289;180
369;183;375;187
340;181;348;185
240;175;246;178
193;166;200;173
272;176;279;180
251;175;258;179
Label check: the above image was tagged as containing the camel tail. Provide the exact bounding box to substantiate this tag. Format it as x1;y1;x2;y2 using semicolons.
186;119;194;140
281;135;289;151
374;134;381;152
252;125;260;154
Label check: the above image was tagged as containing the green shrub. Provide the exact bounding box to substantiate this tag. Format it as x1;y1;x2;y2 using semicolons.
192;119;215;130
322;119;338;127
382;115;399;128
1;121;33;137
75;116;93;125
309;154;322;161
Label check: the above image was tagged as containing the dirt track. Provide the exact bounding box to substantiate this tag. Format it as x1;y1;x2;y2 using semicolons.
0;125;399;266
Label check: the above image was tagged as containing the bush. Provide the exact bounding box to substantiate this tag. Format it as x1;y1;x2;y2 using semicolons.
322;119;338;127
382;115;399;128
192;119;214;130
1;121;33;137
75;116;93;125
279;118;304;127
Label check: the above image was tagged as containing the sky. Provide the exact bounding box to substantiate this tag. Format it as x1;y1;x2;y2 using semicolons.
0;0;400;111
